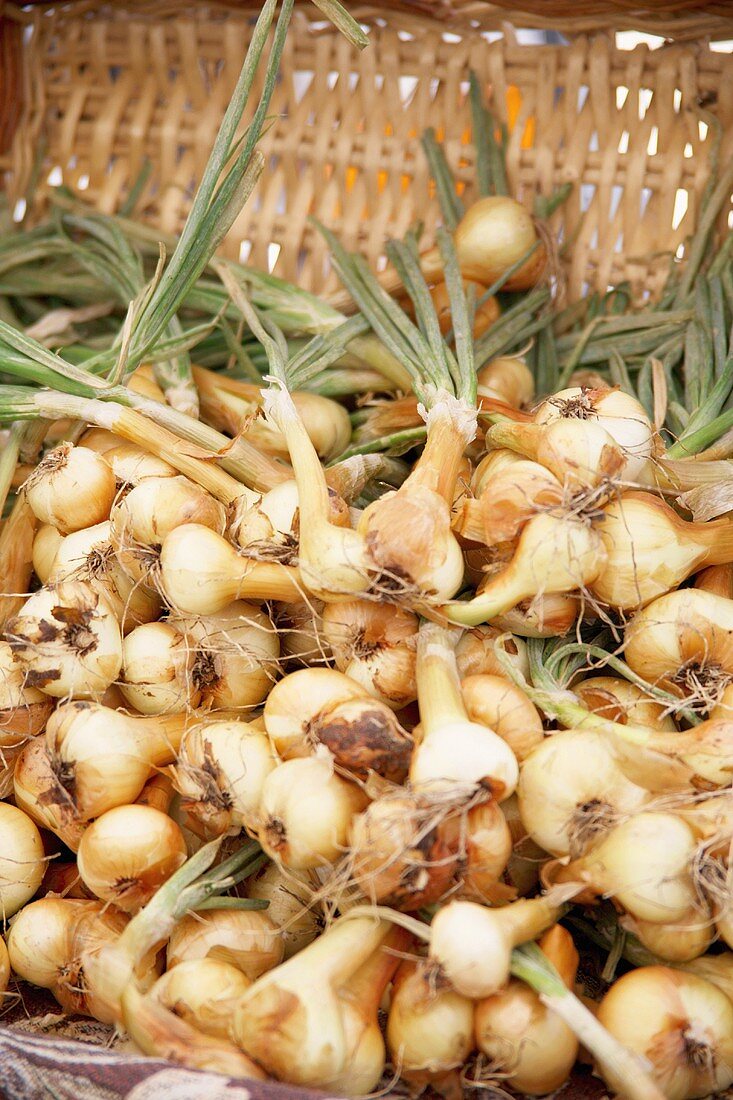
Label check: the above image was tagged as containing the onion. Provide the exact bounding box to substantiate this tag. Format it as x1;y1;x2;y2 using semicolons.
409;621;518;801
348;789;462;910
598;967;733;1100
460;799;513;903
475;925;580;1095
80;428;178;484
386;958;474;1091
232;915;397;1090
51;522;162;633
246;861;322;958
174;719;278;836
120;621;197;713
432;196;546;291
321;599;418;709
574;676;678;730
461;673;543;761
169;600;280;712
624;588;733;709
0;639;53;744
77;804;188;912
167;907;283;980
455;625;529;680
591;492;733;610
428;896;563;998
0;802;45;917
42;701;190;821
13;737;87;851
276;598;331;667
454;458;562;547
517;728;650;857
623;910;712;964
110;474;227;550
149;957;251;1039
160;523;302;615
264;667;412;782
447;512;605;626
24;443;116;534
259;753;368;870
7;580;122;699
477;356;534;407
32;523;63;583
552;811;698;924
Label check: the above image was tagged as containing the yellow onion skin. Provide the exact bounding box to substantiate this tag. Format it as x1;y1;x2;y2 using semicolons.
7;581;122;699
76;804;188;913
25;444;116;535
167;908;284;980
149;958;251;1039
598;967;733;1100
386;959;474;1091
0;802;46;917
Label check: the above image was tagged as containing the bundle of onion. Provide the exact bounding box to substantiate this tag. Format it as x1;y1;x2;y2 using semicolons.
263;667;412;782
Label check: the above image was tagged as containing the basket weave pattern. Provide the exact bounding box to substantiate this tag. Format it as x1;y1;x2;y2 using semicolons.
2;3;733;301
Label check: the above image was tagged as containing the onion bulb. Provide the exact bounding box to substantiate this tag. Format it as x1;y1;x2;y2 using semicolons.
410;621;518;801
259;753;368;870
574;676;678;731
321;599;418;709
428;896;563;998
169;600;280;712
167;907;283;980
591;493;733;610
598;967;733;1100
50;522;161;633
43;701;190;821
174;719;278;837
25;443;116;534
0;802;45;917
552;811;698;924
149;957;252;1039
13;737;88;851
624;588;733;709
454;458;562;547
455;626;529;681
447;512;605;626
0;639;53;744
386;957;474;1091
461;673;543;761
77;804;188;912
232;915;395;1090
475;925;580;1095
160;523;302;615
348;789;462;910
32;524;63;583
246;861;322;958
7;580;122;699
120;621;197;713
264;667;412;782
477;356;534;407
518;728;650;857
110;474;226;554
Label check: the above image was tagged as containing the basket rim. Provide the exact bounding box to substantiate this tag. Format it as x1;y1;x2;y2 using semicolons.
3;0;733;42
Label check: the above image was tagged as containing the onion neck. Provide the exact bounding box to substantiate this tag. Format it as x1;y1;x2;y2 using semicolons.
273;917;393;989
498;897;564;947
133;712;191;765
416;622;469;733
408;399;476;503
691;515;733;565
338;926;411;1015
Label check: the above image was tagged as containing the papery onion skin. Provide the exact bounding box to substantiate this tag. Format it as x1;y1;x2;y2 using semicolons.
167;908;284;980
149;957;252;1039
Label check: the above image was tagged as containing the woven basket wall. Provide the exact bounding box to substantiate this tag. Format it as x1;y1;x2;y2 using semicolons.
1;2;733;303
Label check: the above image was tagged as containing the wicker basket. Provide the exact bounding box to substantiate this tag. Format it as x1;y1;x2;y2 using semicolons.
0;3;733;1097
1;1;733;306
